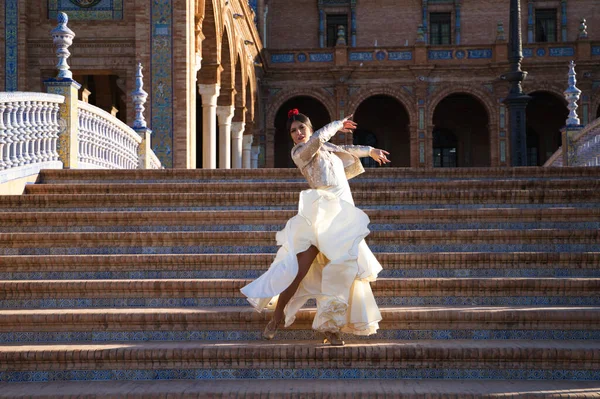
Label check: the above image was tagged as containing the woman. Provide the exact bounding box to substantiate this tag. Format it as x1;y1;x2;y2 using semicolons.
240;109;390;345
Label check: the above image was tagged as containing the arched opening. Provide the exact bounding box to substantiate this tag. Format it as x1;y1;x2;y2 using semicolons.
274;96;330;168
596;104;600;119
195;0;219;169
353;95;410;167
432;93;490;167
526;91;568;166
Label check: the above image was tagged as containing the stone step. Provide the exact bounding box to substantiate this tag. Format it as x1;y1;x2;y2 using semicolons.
2;252;598;280
2;279;597;308
1;278;597;301
2;190;598;212
36;167;600;185
1;340;598;381
1;306;598;344
2;230;597;255
1;379;599;398
24;178;600;194
1;208;598;233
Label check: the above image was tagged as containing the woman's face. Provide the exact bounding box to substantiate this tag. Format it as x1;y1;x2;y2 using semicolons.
290;120;312;145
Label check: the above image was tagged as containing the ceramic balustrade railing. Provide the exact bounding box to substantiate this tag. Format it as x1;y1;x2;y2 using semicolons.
0;92;64;182
149;150;162;170
545;117;600;167
77;100;143;169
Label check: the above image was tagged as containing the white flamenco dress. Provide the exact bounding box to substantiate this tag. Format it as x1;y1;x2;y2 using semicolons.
240;154;382;336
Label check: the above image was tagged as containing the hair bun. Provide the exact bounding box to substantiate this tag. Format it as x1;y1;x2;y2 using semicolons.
287;108;300;119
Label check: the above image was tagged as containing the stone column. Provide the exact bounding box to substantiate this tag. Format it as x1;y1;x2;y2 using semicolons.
216;105;234;169
231;122;245;169
455;3;461;45
242;134;253;169
527;0;534;43
198;83;220;169
44;12;80;169
251;145;260;169
562;61;583;166
561;0;567;42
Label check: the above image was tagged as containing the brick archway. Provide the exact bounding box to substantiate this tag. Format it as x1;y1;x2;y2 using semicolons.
347;87;415;124
523;82;567;103
427;86;496;126
267;89;336;128
428;86;498;167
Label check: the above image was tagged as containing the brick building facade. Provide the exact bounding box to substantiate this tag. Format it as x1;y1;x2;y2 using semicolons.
1;0;599;169
259;0;600;168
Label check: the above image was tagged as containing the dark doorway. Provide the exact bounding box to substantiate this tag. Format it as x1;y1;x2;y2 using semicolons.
353;95;410;167
432;93;490;167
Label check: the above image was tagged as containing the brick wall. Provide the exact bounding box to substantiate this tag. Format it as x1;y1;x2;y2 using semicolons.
267;0;320;49
266;0;600;50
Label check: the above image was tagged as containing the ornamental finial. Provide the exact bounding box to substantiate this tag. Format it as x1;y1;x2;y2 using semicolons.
131;63;149;129
579;18;588;39
51;12;75;79
564;60;582;126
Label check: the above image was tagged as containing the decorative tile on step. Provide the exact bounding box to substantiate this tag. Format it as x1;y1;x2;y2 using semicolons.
2;367;599;382
5;267;600;280
1;329;599;344
4;244;598;256
3;296;600;309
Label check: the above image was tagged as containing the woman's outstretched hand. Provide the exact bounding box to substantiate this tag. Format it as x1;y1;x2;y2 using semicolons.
340;114;357;133
369;148;391;166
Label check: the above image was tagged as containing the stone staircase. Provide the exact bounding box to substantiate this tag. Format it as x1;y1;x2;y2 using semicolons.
0;167;599;398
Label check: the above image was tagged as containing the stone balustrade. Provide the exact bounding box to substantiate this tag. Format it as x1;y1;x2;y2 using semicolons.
0;91;162;193
78;100;142;170
149;151;162;170
545;117;600;167
0;92;64;184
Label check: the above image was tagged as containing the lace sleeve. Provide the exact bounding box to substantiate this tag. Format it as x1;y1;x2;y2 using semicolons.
338;145;372;158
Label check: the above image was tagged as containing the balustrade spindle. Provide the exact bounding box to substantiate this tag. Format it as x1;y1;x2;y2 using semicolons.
0;104;6;170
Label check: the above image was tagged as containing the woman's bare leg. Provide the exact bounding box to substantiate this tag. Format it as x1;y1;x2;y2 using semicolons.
271;245;319;324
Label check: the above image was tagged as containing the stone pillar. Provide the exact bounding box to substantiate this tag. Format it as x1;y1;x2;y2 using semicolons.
251;145;260;169
562;60;583;166
527;0;534;43
216;105;234;169
131;63;152;169
455;2;461;45
231;122;245;169
422;0;428;43
198;83;220;169
242;134;253;169
350;6;357;47
561;0;567;42
44;12;80;169
319;9;325;48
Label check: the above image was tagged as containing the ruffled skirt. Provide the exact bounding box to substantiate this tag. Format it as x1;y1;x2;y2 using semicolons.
240;188;382;336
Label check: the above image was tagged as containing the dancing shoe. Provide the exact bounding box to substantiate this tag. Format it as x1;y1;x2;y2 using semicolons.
262;318;281;340
323;331;345;346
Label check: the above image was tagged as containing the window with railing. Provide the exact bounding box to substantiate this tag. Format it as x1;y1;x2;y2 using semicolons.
430;12;452;45
535;8;557;42
326;14;348;47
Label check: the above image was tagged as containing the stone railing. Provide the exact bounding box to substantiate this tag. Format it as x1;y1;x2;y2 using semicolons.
544;117;600;167
78;100;141;169
0;92;64;183
149;151;162;170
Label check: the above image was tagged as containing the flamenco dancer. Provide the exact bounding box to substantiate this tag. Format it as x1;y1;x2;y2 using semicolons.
241;109;390;346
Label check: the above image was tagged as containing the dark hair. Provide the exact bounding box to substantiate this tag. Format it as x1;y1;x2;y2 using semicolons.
286;112;313;134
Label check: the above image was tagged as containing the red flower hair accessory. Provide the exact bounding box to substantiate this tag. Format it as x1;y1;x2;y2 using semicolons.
288;108;299;119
